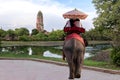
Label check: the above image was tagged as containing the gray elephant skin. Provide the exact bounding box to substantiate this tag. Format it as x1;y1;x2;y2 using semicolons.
63;38;85;79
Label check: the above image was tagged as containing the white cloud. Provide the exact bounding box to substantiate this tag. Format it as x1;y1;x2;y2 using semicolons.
0;0;96;32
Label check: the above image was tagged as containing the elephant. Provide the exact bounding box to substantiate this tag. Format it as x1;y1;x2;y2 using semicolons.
63;38;85;79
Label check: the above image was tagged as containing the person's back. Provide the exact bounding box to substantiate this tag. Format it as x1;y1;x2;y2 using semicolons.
64;19;85;35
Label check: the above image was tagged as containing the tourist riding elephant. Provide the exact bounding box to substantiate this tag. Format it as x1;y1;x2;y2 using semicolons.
63;38;85;79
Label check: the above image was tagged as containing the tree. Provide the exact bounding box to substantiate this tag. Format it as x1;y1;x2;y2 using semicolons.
0;29;7;39
32;32;48;41
19;35;31;41
6;29;16;40
92;0;120;66
15;28;29;36
31;29;39;35
92;0;120;47
48;30;64;41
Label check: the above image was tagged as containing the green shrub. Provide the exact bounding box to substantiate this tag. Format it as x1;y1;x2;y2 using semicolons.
19;35;31;41
31;32;48;41
110;47;120;66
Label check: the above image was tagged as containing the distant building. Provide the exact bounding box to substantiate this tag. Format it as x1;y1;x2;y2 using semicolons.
36;11;44;32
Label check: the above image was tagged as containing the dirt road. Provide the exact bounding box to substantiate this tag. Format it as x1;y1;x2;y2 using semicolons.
0;60;119;80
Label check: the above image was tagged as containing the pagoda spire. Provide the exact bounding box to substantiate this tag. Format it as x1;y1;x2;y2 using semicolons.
36;10;44;32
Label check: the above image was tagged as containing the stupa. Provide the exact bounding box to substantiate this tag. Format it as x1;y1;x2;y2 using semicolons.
36;10;44;32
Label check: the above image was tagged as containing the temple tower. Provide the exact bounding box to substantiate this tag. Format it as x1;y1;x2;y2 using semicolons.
36;11;44;32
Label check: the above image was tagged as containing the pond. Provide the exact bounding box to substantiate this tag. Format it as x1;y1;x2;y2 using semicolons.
0;44;111;59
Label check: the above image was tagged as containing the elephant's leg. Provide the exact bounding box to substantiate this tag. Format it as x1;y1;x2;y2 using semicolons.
74;57;81;78
65;52;75;79
68;61;75;79
75;53;84;78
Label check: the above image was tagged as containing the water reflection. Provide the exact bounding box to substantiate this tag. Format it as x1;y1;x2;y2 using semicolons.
84;52;92;59
0;44;111;59
28;47;32;55
43;50;62;58
2;48;8;52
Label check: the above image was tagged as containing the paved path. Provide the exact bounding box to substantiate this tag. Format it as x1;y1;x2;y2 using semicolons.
0;60;120;80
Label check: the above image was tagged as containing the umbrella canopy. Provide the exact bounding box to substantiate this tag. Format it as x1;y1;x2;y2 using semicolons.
63;9;88;20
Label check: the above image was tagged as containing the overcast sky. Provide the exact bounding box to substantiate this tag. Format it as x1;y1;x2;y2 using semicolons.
0;0;97;32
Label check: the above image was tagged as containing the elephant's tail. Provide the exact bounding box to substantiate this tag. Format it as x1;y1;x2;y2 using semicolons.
71;38;77;60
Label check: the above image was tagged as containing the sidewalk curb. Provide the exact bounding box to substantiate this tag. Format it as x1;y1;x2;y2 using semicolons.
0;57;120;75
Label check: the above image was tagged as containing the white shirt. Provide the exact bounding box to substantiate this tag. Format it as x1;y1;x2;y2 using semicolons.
65;20;82;28
65;20;71;27
74;21;82;27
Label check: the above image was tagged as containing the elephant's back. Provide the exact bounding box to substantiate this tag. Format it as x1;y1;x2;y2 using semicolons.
64;38;85;51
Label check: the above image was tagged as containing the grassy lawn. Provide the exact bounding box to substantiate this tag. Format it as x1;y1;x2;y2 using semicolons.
84;60;120;70
0;52;64;62
0;52;120;70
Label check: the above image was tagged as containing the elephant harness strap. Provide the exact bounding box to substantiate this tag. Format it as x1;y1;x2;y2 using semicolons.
65;33;85;46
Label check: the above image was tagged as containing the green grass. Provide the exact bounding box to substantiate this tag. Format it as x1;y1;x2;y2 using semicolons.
84;59;107;67
84;59;120;70
0;52;64;62
0;52;120;70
